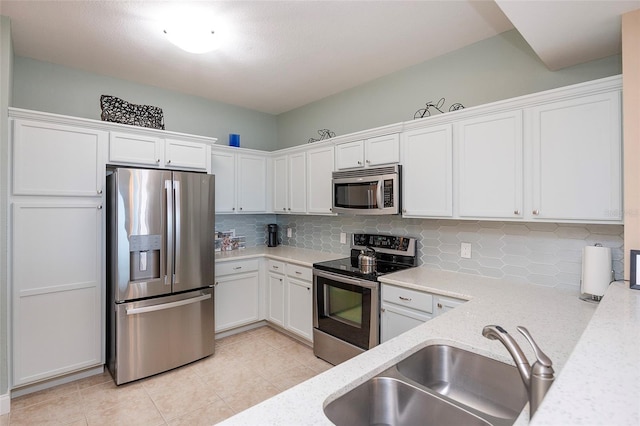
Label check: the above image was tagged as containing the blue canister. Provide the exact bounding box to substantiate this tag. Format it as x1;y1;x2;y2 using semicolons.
229;133;240;147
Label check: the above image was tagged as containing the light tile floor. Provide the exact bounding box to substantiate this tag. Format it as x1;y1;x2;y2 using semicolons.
1;326;332;425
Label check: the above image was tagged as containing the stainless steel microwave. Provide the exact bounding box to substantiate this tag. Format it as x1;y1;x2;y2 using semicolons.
332;165;401;215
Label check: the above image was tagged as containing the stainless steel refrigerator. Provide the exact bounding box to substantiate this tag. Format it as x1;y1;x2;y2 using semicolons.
106;167;215;385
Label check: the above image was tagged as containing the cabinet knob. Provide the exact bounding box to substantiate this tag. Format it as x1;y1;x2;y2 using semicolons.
366;160;370;164
214;281;219;286
514;210;520;215
239;207;243;211
437;303;443;309
283;208;286;211
357;161;362;165
97;189;103;195
381;307;386;313
533;209;540;215
167;159;171;164
156;159;160;164
402;209;407;213
288;207;291;211
232;207;235;211
97;205;103;210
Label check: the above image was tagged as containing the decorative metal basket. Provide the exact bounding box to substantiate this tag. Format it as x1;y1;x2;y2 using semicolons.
100;95;165;130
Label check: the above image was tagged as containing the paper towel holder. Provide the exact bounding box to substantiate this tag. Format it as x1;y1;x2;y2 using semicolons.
629;249;640;290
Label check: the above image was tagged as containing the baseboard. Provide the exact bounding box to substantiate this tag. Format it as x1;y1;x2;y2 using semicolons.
10;366;104;399
0;392;10;415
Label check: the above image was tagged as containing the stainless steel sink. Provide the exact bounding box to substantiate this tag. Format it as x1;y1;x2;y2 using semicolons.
396;345;528;420
324;345;527;426
324;377;491;426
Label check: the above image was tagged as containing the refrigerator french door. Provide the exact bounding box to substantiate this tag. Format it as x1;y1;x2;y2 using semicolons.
106;168;215;385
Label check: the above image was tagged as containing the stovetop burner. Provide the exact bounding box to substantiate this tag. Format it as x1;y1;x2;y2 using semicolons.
313;233;417;281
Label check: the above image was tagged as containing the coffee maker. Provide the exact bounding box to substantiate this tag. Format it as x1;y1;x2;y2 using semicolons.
267;224;279;247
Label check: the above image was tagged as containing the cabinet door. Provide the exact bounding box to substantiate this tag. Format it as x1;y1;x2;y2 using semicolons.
366;134;400;166
530;92;622;221
108;131;163;167
457;111;523;219
211;150;236;213
237;154;267;213
307;146;335;214
273;155;288;213
267;273;285;327
13;119;107;196
12;201;103;386
380;303;431;343
401;125;453;217
165;139;208;171
288;152;307;213
286;277;313;341
335;141;364;169
214;272;260;332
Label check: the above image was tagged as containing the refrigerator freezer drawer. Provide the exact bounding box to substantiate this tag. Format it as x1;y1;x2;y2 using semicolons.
109;288;214;385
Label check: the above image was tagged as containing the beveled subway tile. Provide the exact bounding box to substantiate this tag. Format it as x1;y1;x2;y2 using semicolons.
167;399;234;426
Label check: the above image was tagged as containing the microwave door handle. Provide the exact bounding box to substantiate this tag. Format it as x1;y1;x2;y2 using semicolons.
377;180;383;209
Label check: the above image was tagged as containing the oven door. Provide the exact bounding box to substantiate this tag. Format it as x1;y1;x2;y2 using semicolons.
313;269;379;350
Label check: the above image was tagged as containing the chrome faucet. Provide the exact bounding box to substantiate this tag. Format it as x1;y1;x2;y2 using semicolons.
482;325;555;418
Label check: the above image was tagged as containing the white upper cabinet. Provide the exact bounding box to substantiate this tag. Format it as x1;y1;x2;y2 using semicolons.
12;119;107;196
237;153;268;213
307;145;335;215
288;152;307;213
164;138;210;171
529;91;622;222
456;111;523;219
210;149;237;213
401;125;453;217
273;155;288;213
335;134;400;169
109;133;210;172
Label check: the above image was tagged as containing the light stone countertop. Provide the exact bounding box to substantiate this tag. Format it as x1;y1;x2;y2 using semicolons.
214;246;344;267
214;249;640;425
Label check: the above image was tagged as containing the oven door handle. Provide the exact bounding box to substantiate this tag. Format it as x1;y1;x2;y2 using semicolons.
313;269;379;289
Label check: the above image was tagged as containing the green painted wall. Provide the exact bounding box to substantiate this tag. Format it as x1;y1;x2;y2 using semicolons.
0;14;12;400
276;30;622;148
12;57;279;151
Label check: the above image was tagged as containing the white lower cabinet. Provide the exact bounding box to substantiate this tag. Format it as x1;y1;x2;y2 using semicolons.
214;259;261;332
380;284;467;343
266;260;313;342
12;201;103;386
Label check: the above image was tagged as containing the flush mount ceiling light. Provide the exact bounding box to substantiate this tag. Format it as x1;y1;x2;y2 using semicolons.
163;24;218;54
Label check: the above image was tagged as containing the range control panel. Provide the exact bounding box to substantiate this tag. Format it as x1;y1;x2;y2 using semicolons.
352;233;415;253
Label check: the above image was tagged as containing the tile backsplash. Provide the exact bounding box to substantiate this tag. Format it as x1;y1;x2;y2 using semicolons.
275;215;623;291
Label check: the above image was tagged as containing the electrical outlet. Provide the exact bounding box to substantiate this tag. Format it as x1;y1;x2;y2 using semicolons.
461;242;472;259
340;232;347;244
287;228;292;238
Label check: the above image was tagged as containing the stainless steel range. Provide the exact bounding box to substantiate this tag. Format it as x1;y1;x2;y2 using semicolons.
312;233;417;365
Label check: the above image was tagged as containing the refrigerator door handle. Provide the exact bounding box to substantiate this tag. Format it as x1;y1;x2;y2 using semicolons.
125;293;211;315
165;179;174;286
174;179;181;285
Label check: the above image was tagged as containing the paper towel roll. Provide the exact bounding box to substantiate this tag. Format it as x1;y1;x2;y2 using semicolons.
581;245;612;297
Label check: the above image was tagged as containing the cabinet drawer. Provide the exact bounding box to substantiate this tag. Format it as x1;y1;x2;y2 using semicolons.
216;259;260;277
286;263;312;281
267;259;286;274
382;285;433;314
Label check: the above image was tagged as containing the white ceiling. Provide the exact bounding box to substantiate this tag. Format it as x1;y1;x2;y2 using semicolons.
0;1;638;115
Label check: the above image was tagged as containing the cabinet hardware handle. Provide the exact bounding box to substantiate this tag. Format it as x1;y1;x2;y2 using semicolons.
214;282;219;286
437;303;443;309
283;208;286;211
288;207;291;211
273;266;279;269
156;159;160;163
514;210;520;215
97;205;103;210
233;266;242;270
295;271;302;274
402;209;407;213
279;278;283;282
232;207;235;211
533;209;540;215
167;159;171;164
381;307;386;313
239;207;243;211
357;161;362;165
97;189;103;195
366;160;370;164
399;296;411;301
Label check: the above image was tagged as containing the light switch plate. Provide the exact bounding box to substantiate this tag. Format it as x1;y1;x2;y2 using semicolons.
287;228;292;238
340;233;347;244
461;242;472;259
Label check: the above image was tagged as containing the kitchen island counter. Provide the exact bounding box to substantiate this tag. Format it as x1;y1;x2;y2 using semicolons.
217;265;640;425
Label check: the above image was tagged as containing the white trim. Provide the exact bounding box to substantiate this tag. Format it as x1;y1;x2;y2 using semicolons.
0;392;10;415
10;366;104;399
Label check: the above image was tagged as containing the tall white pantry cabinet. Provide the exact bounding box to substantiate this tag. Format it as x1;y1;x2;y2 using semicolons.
10;118;107;387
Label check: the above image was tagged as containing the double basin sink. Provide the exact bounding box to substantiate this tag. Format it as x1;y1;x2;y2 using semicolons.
324;345;528;426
